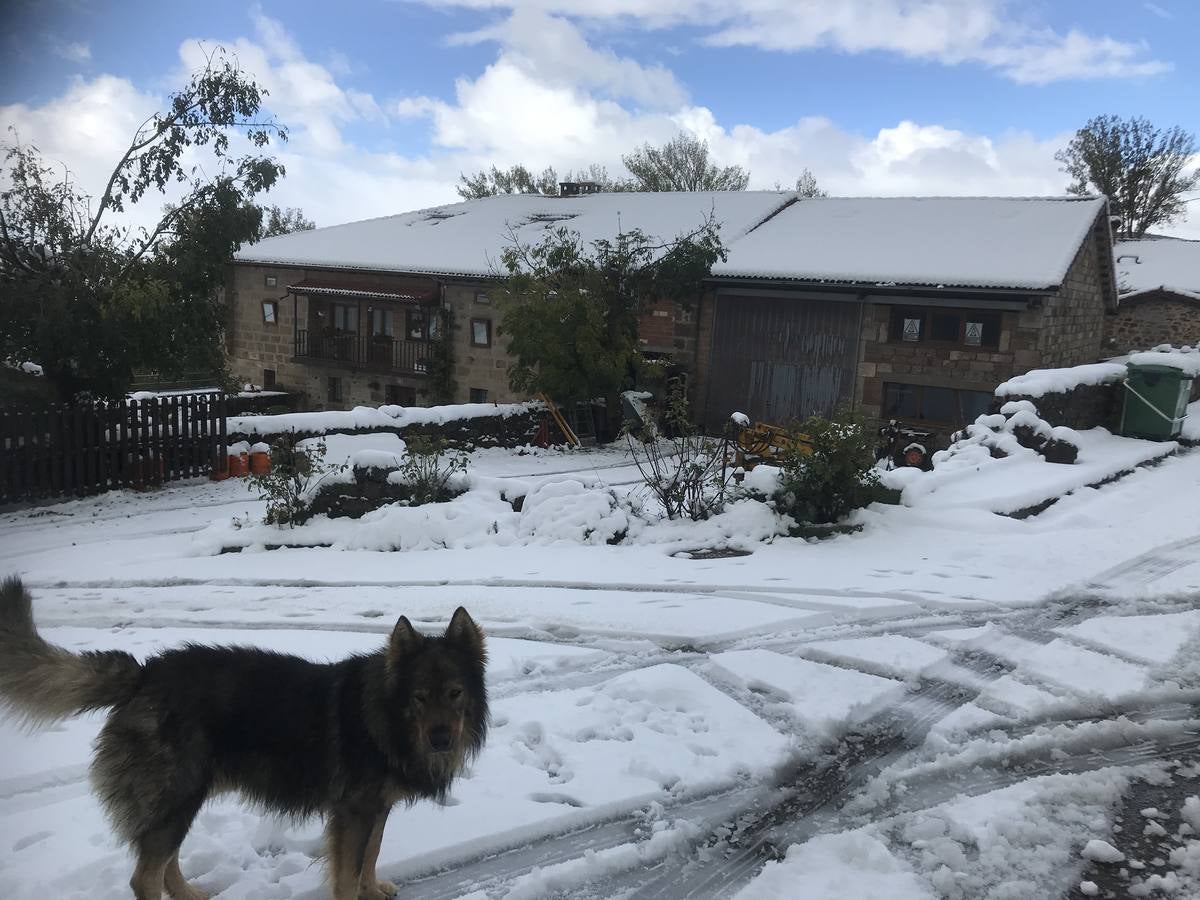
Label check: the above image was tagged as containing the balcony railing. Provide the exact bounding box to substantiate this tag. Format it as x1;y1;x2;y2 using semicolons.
295;330;433;375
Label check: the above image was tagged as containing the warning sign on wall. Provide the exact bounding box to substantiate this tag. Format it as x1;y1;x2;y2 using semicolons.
965;321;983;346
903;318;921;341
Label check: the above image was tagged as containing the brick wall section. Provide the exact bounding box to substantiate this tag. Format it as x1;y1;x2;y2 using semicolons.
1035;221;1110;368
1105;292;1200;354
637;299;676;351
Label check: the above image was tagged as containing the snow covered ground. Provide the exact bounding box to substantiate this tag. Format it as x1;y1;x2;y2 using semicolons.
1;437;1199;899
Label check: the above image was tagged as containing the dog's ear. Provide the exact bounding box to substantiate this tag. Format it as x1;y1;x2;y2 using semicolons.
388;616;422;668
446;607;486;660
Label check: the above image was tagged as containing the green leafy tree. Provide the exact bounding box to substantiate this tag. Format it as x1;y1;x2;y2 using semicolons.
621;132;749;192
772;169;827;197
259;204;315;237
396;435;469;505
0;50;286;400
457;131;753;199
1056;115;1199;238
500;215;726;435
775;407;881;524
250;433;342;527
456;164;561;199
456;163;621;199
793;168;827;198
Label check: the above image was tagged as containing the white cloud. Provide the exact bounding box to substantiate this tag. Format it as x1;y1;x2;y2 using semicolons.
447;8;687;107
6;10;1194;245
51;40;92;64
417;0;1169;84
0;74;159;211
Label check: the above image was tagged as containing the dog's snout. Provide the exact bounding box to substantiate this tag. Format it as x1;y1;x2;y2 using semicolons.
429;726;452;752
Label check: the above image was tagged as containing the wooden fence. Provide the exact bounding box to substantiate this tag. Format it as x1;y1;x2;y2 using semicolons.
0;393;228;504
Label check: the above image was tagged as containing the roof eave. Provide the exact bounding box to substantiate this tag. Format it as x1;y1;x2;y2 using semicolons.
706;274;1056;297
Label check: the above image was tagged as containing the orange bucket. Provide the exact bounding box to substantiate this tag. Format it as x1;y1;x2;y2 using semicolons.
228;452;250;477
249;450;271;475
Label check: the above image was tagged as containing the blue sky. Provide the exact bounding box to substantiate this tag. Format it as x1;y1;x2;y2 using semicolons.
2;0;1197;236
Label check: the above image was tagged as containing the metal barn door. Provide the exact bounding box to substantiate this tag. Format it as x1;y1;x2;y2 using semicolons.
706;294;860;429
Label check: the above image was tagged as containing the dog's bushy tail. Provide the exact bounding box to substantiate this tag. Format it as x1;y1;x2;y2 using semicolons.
0;576;142;725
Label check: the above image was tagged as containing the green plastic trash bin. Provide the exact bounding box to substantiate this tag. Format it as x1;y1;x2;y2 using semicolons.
1120;362;1193;440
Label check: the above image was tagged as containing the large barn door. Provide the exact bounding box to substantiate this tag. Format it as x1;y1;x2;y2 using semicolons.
705;294;861;430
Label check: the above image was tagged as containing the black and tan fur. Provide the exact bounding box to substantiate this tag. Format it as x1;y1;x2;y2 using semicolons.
0;576;488;900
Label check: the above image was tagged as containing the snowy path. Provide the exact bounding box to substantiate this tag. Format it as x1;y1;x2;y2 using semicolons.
1;446;1199;898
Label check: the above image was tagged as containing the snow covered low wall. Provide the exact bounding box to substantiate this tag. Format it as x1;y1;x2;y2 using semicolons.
994;348;1200;431
227;401;545;448
994;364;1125;431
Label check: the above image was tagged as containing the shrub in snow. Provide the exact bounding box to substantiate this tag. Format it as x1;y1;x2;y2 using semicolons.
935;402;1080;469
393;435;469;505
518;479;632;544
248;432;345;527
625;389;737;521
775;407;881;524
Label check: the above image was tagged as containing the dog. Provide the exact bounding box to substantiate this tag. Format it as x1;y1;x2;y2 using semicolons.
0;576;488;900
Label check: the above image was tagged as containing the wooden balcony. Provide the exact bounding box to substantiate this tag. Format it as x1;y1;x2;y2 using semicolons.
294;330;433;376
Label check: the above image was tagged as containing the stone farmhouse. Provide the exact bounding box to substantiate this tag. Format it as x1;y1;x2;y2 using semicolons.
1108;237;1200;353
229;189;1117;433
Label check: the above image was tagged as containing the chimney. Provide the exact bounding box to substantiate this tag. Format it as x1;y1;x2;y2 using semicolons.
558;181;601;197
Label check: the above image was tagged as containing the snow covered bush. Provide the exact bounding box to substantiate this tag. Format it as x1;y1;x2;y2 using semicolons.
249;433;344;527
393;435;469;505
775;408;881;524
935;401;1080;470
625;389;736;520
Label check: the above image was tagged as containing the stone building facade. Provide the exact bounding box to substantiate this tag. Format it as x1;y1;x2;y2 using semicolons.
1104;291;1200;354
226;263;519;411
855;214;1115;423
226;193;1116;432
685;205;1117;433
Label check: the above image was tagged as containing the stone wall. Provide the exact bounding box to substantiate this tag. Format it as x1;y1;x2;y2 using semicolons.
996;382;1121;431
227;264;531;412
226;262;310;396
1036;220;1111;368
856;304;1032;421
444;281;523;404
228;406;543;449
1105;292;1200;354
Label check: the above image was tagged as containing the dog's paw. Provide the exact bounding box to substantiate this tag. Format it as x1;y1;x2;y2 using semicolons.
360;880;398;899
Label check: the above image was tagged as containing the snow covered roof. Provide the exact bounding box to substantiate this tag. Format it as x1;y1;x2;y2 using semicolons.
1114;237;1200;301
235;191;795;277
715;196;1108;290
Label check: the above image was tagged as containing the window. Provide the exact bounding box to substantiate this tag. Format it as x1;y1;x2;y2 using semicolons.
263;368;276;389
385;384;416;406
883;382;993;426
470;318;492;347
882;382;919;418
261;300;278;324
332;303;358;333
406;307;428;341
469;388;489;403
474;290;491;305
327;376;343;403
264;274;277;288
930;311;960;343
369;308;394;337
888;307;1000;349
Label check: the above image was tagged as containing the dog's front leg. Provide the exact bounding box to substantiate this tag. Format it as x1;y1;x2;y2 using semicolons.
325;809;373;900
359;807;397;899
